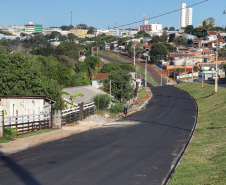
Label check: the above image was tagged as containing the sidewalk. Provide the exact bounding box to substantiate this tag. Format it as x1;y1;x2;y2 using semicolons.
0;88;152;156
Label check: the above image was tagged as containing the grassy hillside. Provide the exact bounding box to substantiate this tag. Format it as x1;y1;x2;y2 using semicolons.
169;82;226;185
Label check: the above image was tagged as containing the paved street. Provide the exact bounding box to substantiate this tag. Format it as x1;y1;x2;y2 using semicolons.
0;85;197;185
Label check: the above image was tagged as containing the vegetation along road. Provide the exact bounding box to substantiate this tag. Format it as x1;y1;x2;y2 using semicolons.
0;85;197;185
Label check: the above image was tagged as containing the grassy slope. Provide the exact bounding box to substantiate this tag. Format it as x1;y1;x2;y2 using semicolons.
169;82;226;185
98;50;158;87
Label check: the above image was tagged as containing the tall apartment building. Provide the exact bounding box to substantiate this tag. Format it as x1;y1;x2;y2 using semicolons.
180;2;193;31
24;22;43;34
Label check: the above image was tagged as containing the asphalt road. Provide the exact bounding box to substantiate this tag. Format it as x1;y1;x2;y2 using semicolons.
0;86;197;185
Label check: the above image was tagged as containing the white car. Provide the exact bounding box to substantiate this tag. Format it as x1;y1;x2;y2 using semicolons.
210;75;219;80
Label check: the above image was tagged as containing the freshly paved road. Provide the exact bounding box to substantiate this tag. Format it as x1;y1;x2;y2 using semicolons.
0;86;197;185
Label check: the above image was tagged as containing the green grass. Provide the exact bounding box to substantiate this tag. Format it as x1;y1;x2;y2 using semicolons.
138;87;146;98
98;50;158;87
0;129;56;143
98;50;130;64
169;82;226;185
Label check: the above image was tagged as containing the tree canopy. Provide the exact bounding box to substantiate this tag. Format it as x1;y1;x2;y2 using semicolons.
102;68;134;101
149;43;168;63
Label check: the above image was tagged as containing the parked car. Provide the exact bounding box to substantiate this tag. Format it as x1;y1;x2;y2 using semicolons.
210;75;219;80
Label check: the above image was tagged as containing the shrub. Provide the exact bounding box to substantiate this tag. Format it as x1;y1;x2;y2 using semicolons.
4;127;18;139
108;103;124;113
94;94;110;110
120;64;136;72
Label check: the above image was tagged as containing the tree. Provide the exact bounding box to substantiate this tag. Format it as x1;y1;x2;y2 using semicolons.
169;27;175;31
175;68;184;76
99;62;121;73
185;25;194;34
102;68;134;101
160;30;168;43
149;43;168;64
219;48;226;59
67;33;77;42
151;35;161;44
60;25;71;31
137;31;146;35
0;52;62;109
76;24;88;29
173;36;188;46
126;41;133;55
163;26;168;30
164;43;174;52
57;41;79;59
193;65;199;72
84;56;100;80
135;43;144;57
87;27;95;34
207;17;215;25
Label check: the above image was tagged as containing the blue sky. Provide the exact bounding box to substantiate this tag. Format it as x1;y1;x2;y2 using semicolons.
0;0;226;29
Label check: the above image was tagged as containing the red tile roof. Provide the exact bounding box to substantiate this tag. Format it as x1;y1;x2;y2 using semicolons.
193;38;203;43
209;39;225;43
144;45;152;49
93;73;109;80
208;31;217;35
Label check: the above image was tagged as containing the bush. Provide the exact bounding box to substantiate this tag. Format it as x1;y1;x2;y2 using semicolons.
120;64;136;72
94;94;110;110
4;127;18;139
108;103;124;113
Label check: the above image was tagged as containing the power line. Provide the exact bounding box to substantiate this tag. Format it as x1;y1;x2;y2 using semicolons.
116;0;209;29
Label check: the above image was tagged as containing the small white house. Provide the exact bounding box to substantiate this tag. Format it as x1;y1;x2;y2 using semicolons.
0;96;56;137
79;55;86;62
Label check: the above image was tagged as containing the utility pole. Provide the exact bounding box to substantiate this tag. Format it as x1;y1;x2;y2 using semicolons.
134;46;136;65
215;34;219;92
185;54;187;82
174;62;176;84
145;56;147;87
109;79;111;107
202;44;204;87
167;69;169;85
96;41;98;58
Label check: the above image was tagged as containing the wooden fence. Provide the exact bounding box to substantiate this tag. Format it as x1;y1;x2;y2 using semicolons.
61;102;95;125
3;113;50;135
1;102;95;137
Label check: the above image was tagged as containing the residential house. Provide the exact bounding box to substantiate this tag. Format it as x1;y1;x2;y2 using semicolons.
61;85;110;105
92;73;109;89
79;55;86;62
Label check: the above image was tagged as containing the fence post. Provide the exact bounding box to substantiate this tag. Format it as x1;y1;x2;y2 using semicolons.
78;102;84;121
0;111;4;137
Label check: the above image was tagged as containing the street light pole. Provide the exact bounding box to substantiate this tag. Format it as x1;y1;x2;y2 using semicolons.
145;56;147;87
174;62;176;84
215;34;219;92
134;46;135;65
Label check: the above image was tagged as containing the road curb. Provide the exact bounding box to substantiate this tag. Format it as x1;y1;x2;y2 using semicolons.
162;87;199;185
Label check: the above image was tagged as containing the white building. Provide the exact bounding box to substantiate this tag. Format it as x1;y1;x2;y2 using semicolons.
180;2;193;31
